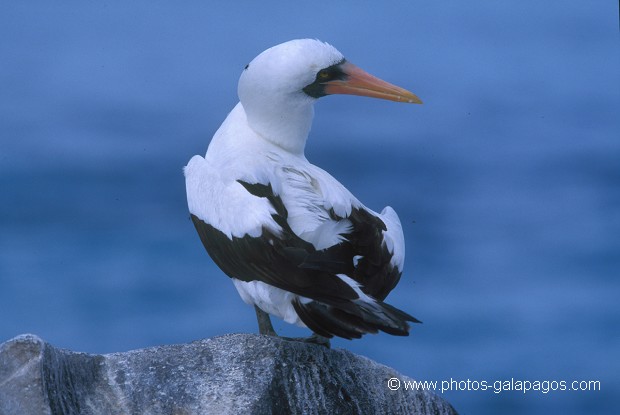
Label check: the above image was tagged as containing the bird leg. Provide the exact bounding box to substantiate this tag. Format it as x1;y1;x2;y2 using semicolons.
254;305;331;348
254;305;278;336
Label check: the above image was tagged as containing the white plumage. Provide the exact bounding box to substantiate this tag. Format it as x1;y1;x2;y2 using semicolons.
185;39;421;343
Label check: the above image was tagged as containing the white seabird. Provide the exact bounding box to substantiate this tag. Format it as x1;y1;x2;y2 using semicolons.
185;39;422;346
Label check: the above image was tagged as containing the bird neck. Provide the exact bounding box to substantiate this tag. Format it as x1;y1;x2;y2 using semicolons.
241;98;314;156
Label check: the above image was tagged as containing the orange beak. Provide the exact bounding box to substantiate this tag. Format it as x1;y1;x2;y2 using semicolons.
323;62;422;104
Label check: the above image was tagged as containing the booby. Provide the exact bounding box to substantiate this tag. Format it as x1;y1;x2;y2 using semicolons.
185;39;422;346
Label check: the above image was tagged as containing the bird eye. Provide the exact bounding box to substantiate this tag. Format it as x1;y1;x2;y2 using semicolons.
318;70;330;79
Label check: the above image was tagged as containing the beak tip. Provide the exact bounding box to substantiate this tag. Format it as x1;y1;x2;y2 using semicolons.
406;95;423;104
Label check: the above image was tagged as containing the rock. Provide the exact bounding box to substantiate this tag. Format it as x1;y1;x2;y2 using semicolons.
0;333;457;415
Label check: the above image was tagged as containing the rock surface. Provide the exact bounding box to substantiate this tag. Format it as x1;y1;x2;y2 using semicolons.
0;333;457;415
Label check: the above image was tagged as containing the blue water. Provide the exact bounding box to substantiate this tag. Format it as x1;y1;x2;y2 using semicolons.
1;2;618;414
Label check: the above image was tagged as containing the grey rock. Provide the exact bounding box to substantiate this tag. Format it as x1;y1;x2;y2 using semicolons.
0;333;457;415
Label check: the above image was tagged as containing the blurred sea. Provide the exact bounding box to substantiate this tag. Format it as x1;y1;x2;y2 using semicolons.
1;2;618;414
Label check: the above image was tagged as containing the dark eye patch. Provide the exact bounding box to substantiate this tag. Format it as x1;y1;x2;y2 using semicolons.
313;60;347;83
303;59;347;98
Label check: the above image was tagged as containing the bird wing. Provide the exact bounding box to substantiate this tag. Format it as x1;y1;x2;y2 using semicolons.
189;179;360;306
185;155;417;337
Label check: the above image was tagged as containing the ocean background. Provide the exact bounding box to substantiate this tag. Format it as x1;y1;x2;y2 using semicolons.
1;1;618;413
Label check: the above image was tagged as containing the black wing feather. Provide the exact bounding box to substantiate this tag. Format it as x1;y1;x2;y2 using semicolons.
191;179;419;338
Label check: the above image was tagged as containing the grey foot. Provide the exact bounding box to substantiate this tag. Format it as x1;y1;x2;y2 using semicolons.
254;306;331;348
282;333;331;348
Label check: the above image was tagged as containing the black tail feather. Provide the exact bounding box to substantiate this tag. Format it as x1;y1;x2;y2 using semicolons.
292;297;420;339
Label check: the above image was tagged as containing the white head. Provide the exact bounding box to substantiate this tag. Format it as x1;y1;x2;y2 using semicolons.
238;39;421;155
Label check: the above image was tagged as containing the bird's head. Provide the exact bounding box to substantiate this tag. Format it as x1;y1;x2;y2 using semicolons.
237;39;421;154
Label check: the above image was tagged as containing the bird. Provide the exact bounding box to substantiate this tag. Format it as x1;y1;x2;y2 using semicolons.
184;39;422;347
